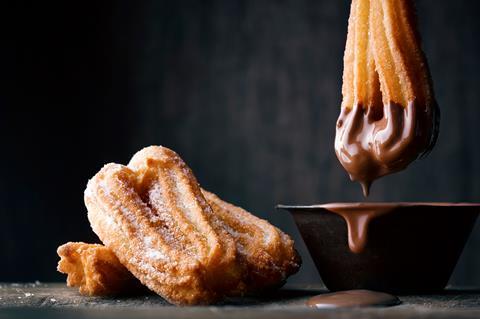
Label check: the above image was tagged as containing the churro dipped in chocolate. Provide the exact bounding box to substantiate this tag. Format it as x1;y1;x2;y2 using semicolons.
335;0;439;195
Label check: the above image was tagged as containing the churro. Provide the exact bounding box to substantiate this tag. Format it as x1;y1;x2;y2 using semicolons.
57;242;143;296
335;0;439;195
85;147;243;305
202;190;300;292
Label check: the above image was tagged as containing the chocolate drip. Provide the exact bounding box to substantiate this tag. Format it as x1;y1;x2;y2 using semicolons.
334;101;438;196
320;202;478;254
307;289;400;308
321;203;393;253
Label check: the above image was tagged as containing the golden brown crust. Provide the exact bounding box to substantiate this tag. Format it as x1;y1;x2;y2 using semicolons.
342;0;434;110
127;146;245;295
85;146;243;305
57;242;143;296
201;190;301;293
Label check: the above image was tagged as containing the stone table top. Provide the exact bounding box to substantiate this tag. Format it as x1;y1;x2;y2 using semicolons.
1;283;480;319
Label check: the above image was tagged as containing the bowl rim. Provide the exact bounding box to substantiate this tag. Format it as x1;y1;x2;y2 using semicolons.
276;202;480;210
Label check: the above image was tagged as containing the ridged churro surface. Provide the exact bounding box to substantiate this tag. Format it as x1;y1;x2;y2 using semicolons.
202;190;301;292
85;146;242;305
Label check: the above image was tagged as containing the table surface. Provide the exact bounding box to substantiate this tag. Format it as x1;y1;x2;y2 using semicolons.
1;283;480;319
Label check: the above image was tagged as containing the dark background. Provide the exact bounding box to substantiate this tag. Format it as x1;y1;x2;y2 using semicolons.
2;0;480;286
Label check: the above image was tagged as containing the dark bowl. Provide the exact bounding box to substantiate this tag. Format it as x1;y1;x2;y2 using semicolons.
278;203;480;294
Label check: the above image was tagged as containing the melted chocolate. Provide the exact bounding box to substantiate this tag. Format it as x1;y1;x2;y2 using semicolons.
307;289;400;308
321;203;392;253
320;202;479;254
335;101;439;196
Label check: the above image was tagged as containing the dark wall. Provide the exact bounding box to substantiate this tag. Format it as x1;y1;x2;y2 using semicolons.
2;0;480;286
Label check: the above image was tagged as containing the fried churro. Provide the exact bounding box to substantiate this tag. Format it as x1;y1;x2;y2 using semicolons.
85;147;243;305
58;146;300;304
335;0;439;196
57;242;143;296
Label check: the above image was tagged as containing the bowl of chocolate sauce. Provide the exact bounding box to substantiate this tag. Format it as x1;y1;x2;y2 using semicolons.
278;202;480;294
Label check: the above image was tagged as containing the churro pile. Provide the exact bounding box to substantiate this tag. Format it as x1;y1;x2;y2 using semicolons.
58;146;300;305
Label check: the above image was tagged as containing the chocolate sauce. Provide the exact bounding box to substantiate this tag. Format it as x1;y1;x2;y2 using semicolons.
307;290;400;308
321;203;393;253
320;202;478;254
334;101;439;196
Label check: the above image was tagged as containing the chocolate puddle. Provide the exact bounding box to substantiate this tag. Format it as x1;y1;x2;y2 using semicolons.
334;101;439;196
307;289;400;308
